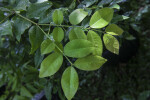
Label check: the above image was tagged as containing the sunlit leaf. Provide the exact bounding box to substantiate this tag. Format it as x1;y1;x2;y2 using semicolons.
105;24;124;35
61;67;79;100
52;27;64;42
69;27;87;41
74;55;107;71
69;9;88;25
39;52;63;78
64;39;94;58
103;34;119;54
52;9;63;25
89;8;114;28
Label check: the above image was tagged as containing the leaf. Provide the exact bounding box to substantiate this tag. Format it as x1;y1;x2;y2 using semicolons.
64;39;94;58
52;9;63;24
74;55;107;71
111;14;129;23
98;0;112;6
61;67;79;100
0;20;13;36
44;82;53;100
14;0;29;11
110;4;120;10
27;1;52;18
105;24;124;35
69;9;88;25
29;26;44;54
103;34;119;54
87;30;103;56
39;10;53;24
34;49;44;68
41;39;55;55
11;16;31;41
69;27;87;41
54;42;64;54
20;86;33;98
39;52;63;78
89;8;114;28
52;27;64;42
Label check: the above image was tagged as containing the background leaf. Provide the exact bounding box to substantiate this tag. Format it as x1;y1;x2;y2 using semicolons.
89;8;114;28
64;39;94;58
103;34;119;54
74;55;107;71
69;9;88;25
52;9;63;25
11;16;31;41
61;67;79;100
29;26;44;54
69;27;87;41
39;52;63;78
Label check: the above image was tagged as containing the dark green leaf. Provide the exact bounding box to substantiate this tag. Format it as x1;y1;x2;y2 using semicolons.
27;1;52;18
11;16;31;41
39;52;63;78
0;20;13;36
29;26;44;54
64;39;94;58
20;86;33;98
61;67;79;100
75;55;107;71
14;0;30;11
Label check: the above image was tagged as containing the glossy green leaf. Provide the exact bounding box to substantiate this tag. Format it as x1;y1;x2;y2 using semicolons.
11;16;31;41
29;26;44;54
74;55;107;71
89;8;114;28
110;4;120;9
14;0;29;11
54;42;64;54
0;20;13;36
87;30;103;56
69;27;87;41
39;52;63;78
52;9;63;24
69;9;88;25
39;10;53;24
27;1;52;18
20;86;32;98
105;24;124;35
41;39;55;55
61;67;79;100
64;39;94;58
52;27;64;42
103;34;119;54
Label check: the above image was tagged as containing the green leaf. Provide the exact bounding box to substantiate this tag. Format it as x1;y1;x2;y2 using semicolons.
110;4;120;10
61;67;79;100
39;10;53;24
41;39;55;55
87;30;103;56
44;82;53;100
52;9;63;24
11;16;31;41
27;1;52;18
29;26;44;54
103;34;119;54
20;86;33;98
69;27;87;41
98;0;112;6
54;42;64;54
39;52;63;78
64;39;94;58
14;0;29;11
105;24;124;35
89;8;114;28
69;9;88;25
0;20;13;36
74;55;107;71
52;27;64;42
112;14;129;23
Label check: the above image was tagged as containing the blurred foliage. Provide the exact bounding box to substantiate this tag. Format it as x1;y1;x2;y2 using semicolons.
0;0;150;100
